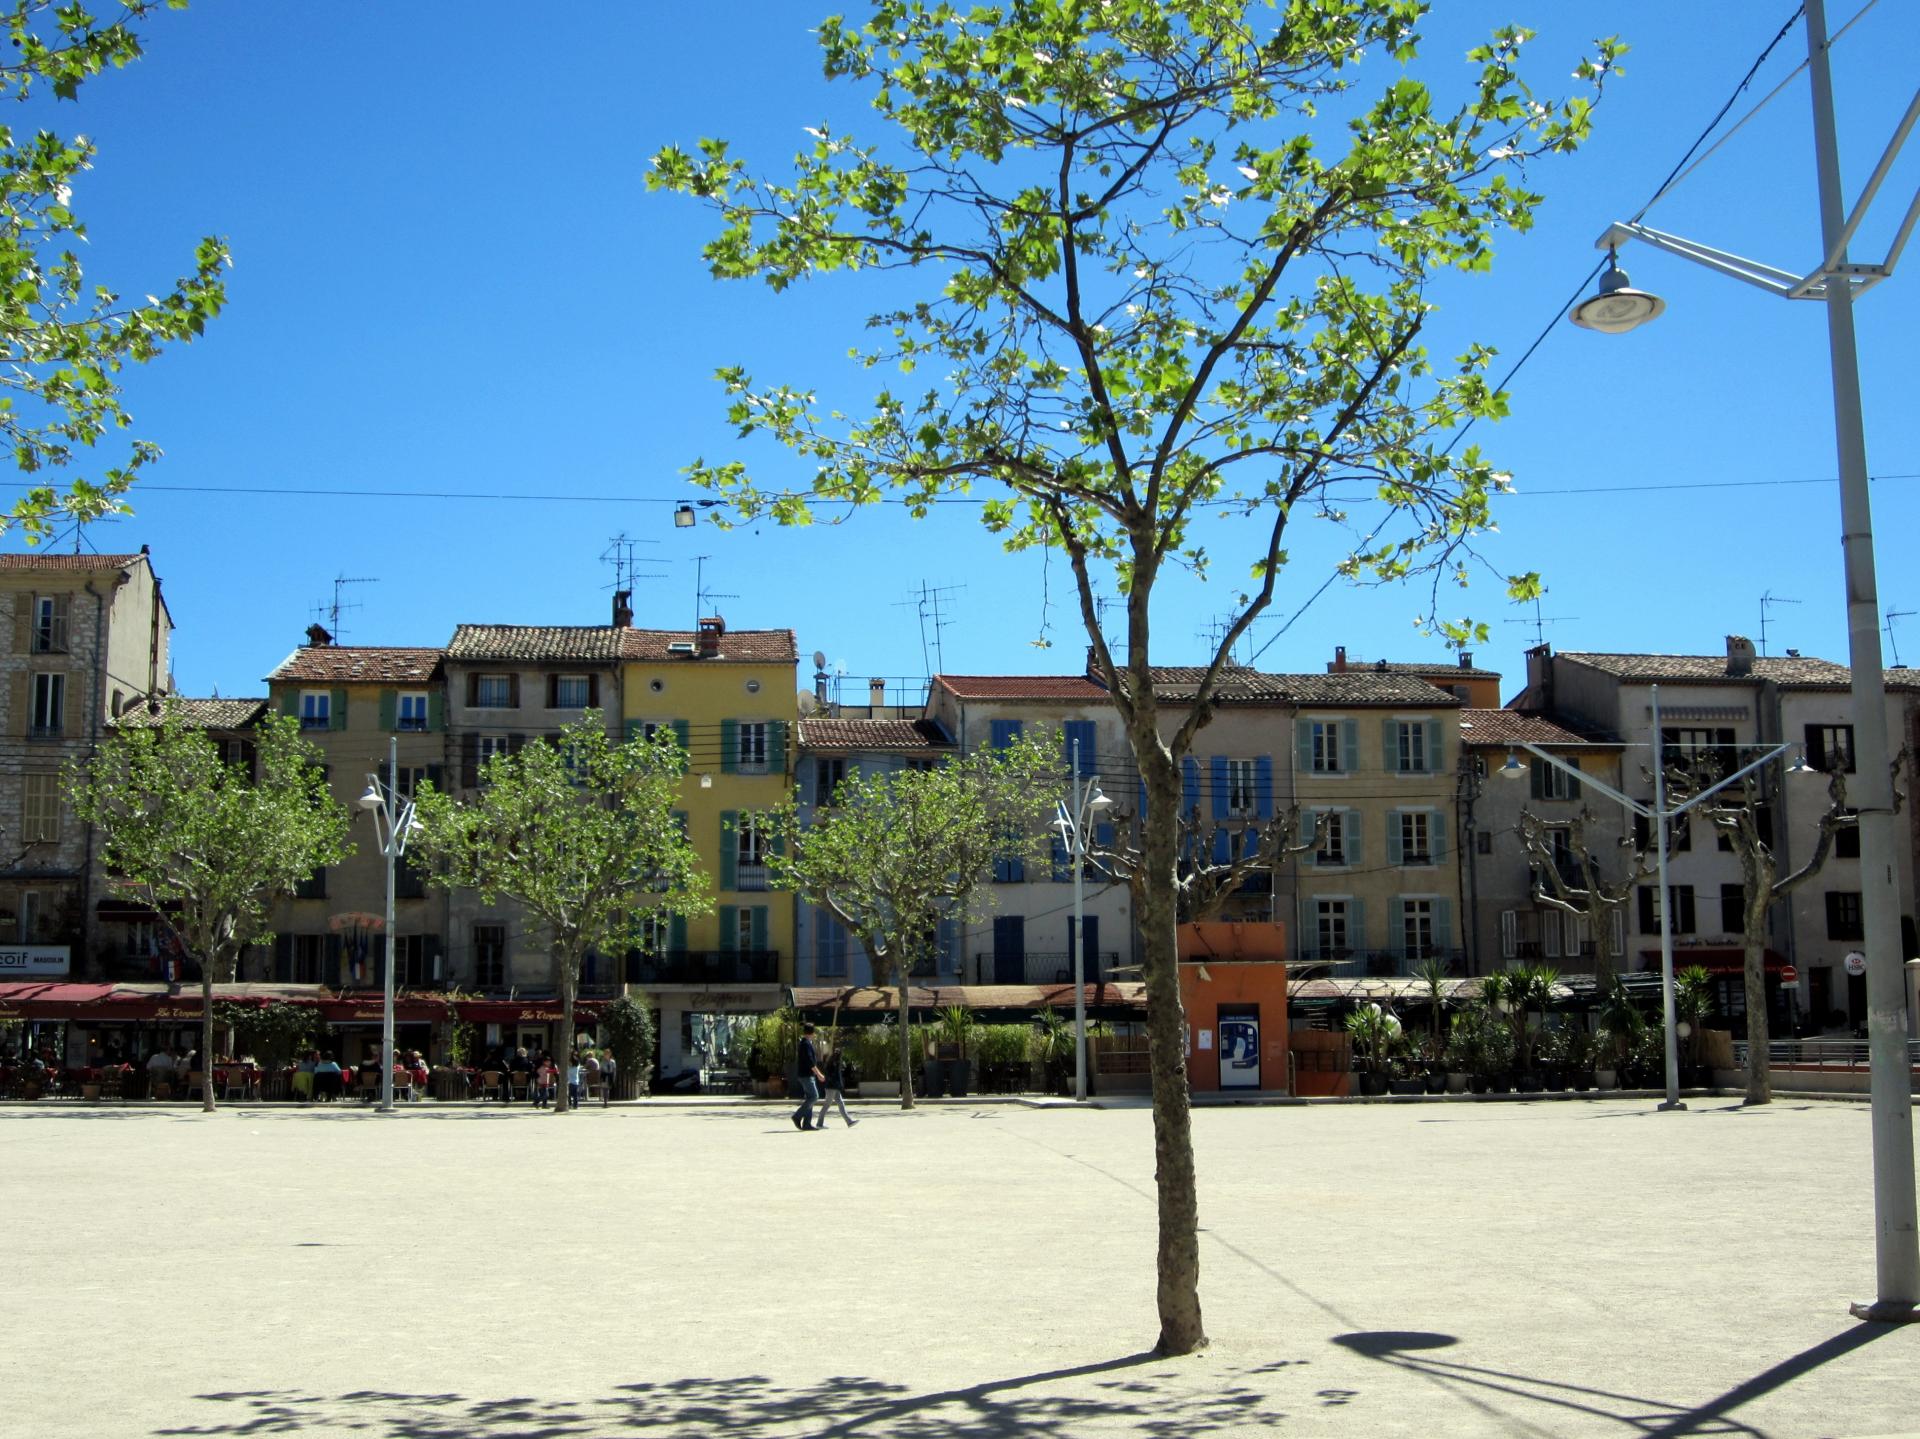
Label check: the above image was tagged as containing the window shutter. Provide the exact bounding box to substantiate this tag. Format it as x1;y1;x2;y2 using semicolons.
239;740;258;780
330;689;348;731
1345;808;1362;865
1340;720;1359;773
1209;755;1229;819
1181;756;1199;816
671;719;689;754
378;691;397;732
1255;755;1273;820
1137;776;1148;821
719;813;738;890
426;764;443;793
1500;910;1517;959
508;675;521;708
1677;887;1696;934
1429;811;1446;864
588;674;600;707
1383;719;1398;772
1426;720;1443;773
1389;897;1405;956
427;691;444;732
1064;720;1096;774
1386;812;1403;864
989;718;1021;750
279;691;298;719
1095;820;1114;852
1530;758;1545;800
669;913;686;953
1638;885;1658;933
273;934;292;983
1804;724;1824;771
546;675;559;709
719;906;738;952
11;598;27;652
1212;828;1231;865
624;720;642;744
461;733;479;788
1347;899;1365;952
1050;835;1070;883
1295;720;1314;773
750;905;769;952
466;673;480;707
1565;756;1582;801
769;720;788;772
1434;899;1453;957
721;718;739;772
508;733;526;754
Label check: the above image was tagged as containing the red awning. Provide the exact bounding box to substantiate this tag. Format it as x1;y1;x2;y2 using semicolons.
1642;948;1796;980
454;999;606;1024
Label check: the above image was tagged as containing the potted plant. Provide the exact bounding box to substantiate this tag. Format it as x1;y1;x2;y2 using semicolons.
1410;957;1452;1093
1675;964;1714;1088
1594;975;1643;1088
1031;1009;1074;1094
935;1005;976;1096
601;993;655;1101
1344;1003;1400;1097
853;1020;901;1098
1443;1009;1487;1094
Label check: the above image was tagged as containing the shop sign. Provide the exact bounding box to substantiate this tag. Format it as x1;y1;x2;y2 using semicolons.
1844;951;1867;977
0;946;69;977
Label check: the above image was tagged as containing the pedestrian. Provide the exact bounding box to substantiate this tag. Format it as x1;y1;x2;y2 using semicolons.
600;1048;618;1100
565;1053;583;1110
791;1023;825;1131
533;1054;557;1109
814;1042;856;1129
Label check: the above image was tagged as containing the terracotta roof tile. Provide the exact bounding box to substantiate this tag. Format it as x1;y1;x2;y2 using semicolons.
0;551;146;573
1457;709;1616;748
1559;651;1920;692
789;983;1147;1013
932;674;1110;701
114;697;268;730
447;625;624;662
797;717;952;751
1143;667;1463;708
620;627;799;663
268;647;445;684
1334;658;1502;679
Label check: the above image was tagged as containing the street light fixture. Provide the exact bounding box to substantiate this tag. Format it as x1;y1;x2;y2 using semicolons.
1565;0;1919;1320
360;736;418;1114
1567;249;1666;333
1504;691;1794;1111
1055;737;1112;1102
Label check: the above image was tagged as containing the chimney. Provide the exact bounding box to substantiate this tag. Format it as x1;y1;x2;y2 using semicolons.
1459;651;1474;670
1333;645;1348;672
696;615;725;657
305;623;333;648
1726;634;1756;677
612;590;633;628
869;677;887;711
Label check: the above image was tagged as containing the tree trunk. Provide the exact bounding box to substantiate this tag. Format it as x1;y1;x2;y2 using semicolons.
1136;743;1207;1356
555;943;575;1114
200;964;216;1114
896;970;914;1111
1742;932;1772;1105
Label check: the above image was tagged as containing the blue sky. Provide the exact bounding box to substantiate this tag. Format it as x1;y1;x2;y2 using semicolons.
10;2;1918;703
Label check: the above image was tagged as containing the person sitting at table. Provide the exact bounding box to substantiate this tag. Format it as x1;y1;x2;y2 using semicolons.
292;1050;317;1101
407;1051;430;1093
312;1052;343;1101
508;1046;534;1101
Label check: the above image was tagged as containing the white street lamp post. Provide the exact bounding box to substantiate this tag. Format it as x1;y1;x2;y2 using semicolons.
1505;693;1797;1110
1566;0;1920;1319
358;736;418;1115
1055;737;1111;1103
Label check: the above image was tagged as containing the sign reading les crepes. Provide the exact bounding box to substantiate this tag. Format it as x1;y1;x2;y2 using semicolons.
0;946;69;977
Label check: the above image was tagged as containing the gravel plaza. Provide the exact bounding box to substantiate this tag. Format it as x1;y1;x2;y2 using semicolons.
3;1095;1918;1439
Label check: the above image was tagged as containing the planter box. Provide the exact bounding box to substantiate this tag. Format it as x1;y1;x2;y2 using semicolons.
859;1080;900;1099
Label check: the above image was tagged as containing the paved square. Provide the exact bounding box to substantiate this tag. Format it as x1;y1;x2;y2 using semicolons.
4;1096;1917;1438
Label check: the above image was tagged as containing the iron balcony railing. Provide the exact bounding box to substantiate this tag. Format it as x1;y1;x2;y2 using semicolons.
1733;1038;1920;1070
970;950;1124;986
1291;947;1468;978
622;949;781;986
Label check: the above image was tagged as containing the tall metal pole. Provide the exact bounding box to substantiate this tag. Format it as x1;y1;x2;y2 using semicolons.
1071;738;1088;1103
378;734;397;1114
1651;686;1684;1111
1803;0;1920;1320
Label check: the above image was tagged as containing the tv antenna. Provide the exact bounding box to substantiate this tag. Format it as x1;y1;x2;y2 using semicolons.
599;532;662;593
692;556;737;627
311;575;377;641
1758;590;1801;656
1886;608;1917;667
1503;593;1578;646
895;581;963;677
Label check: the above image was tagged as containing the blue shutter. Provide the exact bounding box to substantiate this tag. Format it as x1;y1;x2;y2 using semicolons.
1426;719;1443;774
1345;809;1362;865
1389;897;1406;960
1212;828;1231;865
1382;719;1398;772
1050;835;1070;883
1255;755;1273;820
1138;776;1148;820
1434;899;1454;958
719;812;738;890
1387;811;1403;864
1209;755;1229;819
1296;720;1314;773
1348;899;1366;953
1181;756;1199;816
990;719;1021;750
1094;820;1115;851
721;718;739;772
1429;809;1447;864
1064;720;1096;775
937;919;958;974
769;721;788;772
1341;719;1359;774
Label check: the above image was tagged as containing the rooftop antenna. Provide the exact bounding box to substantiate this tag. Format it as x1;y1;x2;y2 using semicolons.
1886;608;1916;667
1502;593;1578;647
1758;590;1801;657
692;556;737;629
895;581;962;678
599;532;663;594
310;575;377;642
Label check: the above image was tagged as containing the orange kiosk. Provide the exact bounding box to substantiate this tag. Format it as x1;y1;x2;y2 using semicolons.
1176;922;1295;1093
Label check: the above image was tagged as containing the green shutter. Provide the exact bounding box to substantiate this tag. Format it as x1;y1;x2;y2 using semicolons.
1340;719;1358;774
669;913;686;953
1345;808;1362;865
1566;756;1583;801
1434;899;1454;957
279;691;297;718
719;906;738;952
1426;720;1442;773
1530;758;1545;800
719;812;738;890
1347;898;1365;952
378;691;397;732
1295;720;1314;773
1386;811;1403;864
1382;719;1397;772
721;718;739;773
672;719;689;754
750;905;769;951
1429;810;1447;864
624;720;643;744
330;689;348;731
427;691;444;733
769;720;788;772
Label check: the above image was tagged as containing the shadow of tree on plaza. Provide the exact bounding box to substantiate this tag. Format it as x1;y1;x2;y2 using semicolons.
155;1354;1321;1439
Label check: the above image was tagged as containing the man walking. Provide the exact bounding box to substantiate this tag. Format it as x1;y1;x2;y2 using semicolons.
792;1023;825;1131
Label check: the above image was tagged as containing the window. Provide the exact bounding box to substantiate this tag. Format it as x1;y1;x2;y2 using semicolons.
1476;831;1491;855
1532;756;1580;800
815;757;847;808
1721;883;1746;935
1311;722;1343;774
290;935;323;984
906;757;937;772
737;721;769;774
1826;890;1864;941
1316;899;1350;957
1662;726;1736;778
1805;723;1856;774
299;690;330;730
474;924;507;988
1398;811;1431;865
633;912;671;954
477;735;511;766
295;865;327;901
1638;884;1696;935
736;813;769;891
1226;758;1256;817
815;909;849;979
1402;898;1435;959
31;595;69;653
1395;721;1427;774
30;673;64;735
1836;818;1860;859
395;850;427;901
553;674;591;709
394;935;435;988
1316;811;1346;866
21;772;58;843
397;692;429;731
394;765;431;798
474;674;513;709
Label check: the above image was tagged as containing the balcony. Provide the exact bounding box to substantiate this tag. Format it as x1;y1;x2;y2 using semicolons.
622;949;781;986
971;950;1123;986
1293;948;1467;978
734;863;770;893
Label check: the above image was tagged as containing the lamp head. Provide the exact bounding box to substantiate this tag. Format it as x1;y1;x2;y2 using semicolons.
674;504;697;528
1785;748;1817;776
1570;251;1666;334
1500;749;1526;779
1087;787;1113;810
357;783;383;813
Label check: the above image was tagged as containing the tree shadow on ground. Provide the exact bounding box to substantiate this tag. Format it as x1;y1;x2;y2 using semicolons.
1331;1324;1897;1437
156;1353;1330;1438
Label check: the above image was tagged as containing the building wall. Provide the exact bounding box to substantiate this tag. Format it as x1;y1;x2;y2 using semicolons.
100;557;169;720
792;748;932;987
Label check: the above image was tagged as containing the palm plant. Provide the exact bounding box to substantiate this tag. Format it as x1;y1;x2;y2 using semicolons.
1675;965;1713;1070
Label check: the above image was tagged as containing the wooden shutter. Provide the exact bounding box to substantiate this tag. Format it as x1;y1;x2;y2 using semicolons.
1254;756;1273;820
623;720;643;744
719;812;738;890
273;934;292;983
1347;899;1365;953
1382;719;1398;772
1180;756;1198;816
719;906;738;952
1565;756;1583;801
279;690;298;719
1386;811;1403;864
427;691;444;732
461;733;479;788
1064;720;1096;774
506;675;520;708
1638;885;1658;933
588;674;600;707
1295;720;1314;773
750;905;769;952
669;913;687;953
1208;755;1229;819
11;597;28;653
672;719;689;754
1345;808;1362;865
1429;810;1447;864
1426;720;1443;773
507;733;525;754
769;720;788;772
425;764;443;793
1434;899;1453;958
1530;758;1546;800
720;718;738;773
545;674;559;709
378;691;396;732
466;673;480;706
330;689;348;731
1340;719;1358;773
1388;897;1405;957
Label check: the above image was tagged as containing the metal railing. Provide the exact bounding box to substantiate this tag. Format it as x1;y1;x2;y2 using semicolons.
1293;948;1468;979
622;950;781;986
1733;1038;1920;1070
970;951;1124;986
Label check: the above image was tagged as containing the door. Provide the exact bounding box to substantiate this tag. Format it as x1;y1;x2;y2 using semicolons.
1067;915;1101;984
1217;1005;1260;1089
1809;965;1833;1030
1847;970;1868;1030
992;916;1026;985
